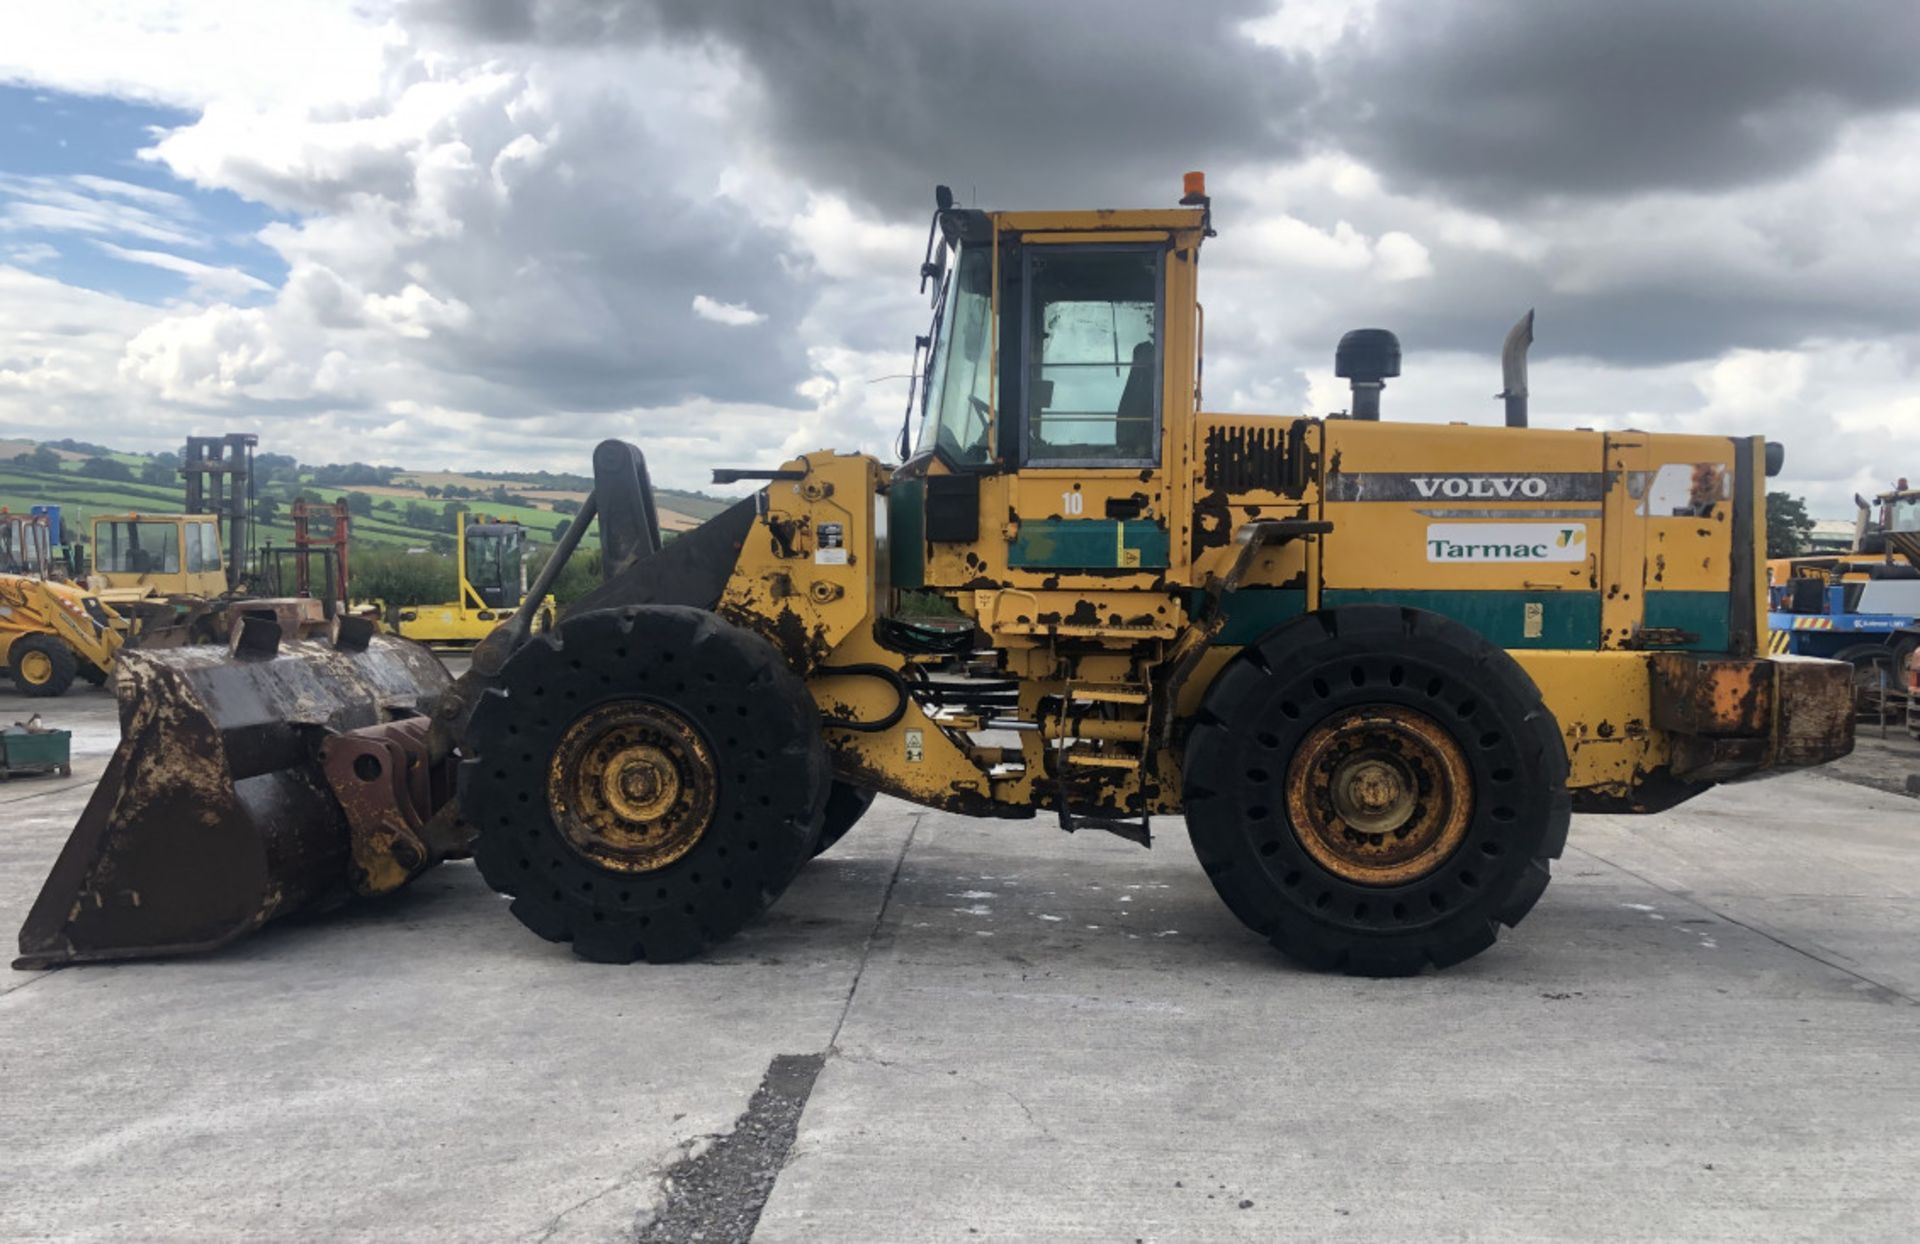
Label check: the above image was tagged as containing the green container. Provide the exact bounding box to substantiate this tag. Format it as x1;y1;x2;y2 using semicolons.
0;727;72;779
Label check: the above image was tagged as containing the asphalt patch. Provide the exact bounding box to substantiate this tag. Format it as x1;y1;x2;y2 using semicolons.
636;1052;826;1243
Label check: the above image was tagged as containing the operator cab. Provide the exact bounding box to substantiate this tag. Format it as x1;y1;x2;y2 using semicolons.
0;512;53;578
88;515;226;597
463;520;527;610
894;176;1213;590
916;237;1165;470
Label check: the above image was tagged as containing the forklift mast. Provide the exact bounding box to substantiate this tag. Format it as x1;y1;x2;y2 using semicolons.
181;433;258;592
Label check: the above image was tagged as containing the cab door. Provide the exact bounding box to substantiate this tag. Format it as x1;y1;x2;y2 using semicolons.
1002;233;1196;587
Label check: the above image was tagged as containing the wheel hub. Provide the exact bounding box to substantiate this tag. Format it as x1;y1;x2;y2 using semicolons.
601;746;682;823
18;649;53;685
549;701;717;873
1285;706;1473;886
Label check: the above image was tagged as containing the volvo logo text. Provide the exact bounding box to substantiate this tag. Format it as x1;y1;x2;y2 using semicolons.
1410;476;1550;499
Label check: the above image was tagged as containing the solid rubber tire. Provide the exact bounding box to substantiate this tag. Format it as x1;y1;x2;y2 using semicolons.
813;782;875;856
1831;642;1895;713
461;605;831;963
11;635;77;698
1183;605;1570;977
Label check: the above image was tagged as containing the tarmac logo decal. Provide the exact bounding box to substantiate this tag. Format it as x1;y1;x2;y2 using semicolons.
1425;522;1589;563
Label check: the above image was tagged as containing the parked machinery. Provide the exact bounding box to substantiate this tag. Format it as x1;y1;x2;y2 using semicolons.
86;436;339;647
1768;482;1920;705
391;510;556;648
17;176;1855;975
0;510;121;697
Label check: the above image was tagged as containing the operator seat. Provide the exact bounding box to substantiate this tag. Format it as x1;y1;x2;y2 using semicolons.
1116;340;1157;459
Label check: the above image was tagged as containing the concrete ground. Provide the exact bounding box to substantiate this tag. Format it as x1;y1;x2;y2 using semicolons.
1;680;1916;1242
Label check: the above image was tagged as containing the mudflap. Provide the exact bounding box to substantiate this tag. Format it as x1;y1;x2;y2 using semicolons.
13;628;458;969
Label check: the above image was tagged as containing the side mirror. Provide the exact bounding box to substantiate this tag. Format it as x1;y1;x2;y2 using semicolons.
925;244;948;308
1035;379;1055;410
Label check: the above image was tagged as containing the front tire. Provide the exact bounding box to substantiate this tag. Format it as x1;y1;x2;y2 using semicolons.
10;635;77;698
462;606;830;963
1183;606;1570;976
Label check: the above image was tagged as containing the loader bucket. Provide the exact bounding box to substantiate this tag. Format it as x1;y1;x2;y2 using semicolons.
14;630;453;968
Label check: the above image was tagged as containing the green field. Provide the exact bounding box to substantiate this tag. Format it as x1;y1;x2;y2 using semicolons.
0;440;735;593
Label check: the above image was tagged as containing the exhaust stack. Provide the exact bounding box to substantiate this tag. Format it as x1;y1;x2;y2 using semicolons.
1499;310;1534;428
1335;328;1401;421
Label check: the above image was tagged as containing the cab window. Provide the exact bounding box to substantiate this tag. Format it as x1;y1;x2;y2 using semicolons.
1023;246;1161;467
185;522;220;573
97;521;181;574
916;246;995;466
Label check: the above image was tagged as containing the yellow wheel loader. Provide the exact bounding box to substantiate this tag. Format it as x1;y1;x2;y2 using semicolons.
16;177;1855;975
1;511;121;697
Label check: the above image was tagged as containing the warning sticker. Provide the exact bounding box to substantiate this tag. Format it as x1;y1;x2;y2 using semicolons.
815;521;847;564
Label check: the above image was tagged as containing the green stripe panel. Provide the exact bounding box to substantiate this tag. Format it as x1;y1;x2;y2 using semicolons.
1320;589;1602;649
888;477;925;589
1194;588;1309;645
1200;588;1733;652
1009;519;1170;570
1641;590;1731;651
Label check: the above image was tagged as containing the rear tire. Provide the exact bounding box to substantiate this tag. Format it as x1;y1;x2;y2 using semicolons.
462;606;830;963
813;782;876;856
1183;606;1570;976
10;635;77;698
1832;642;1894;715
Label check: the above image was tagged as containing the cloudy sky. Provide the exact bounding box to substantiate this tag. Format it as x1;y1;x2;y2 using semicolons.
1;0;1916;513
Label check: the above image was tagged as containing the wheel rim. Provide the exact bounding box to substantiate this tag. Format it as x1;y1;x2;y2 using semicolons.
547;701;718;873
18;649;53;685
1285;705;1473;887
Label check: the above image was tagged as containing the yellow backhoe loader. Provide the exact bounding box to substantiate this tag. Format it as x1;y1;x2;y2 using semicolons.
17;177;1855;975
1;511;121;697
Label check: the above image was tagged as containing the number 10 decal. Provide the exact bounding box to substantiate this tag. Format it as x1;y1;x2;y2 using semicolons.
1061;491;1083;515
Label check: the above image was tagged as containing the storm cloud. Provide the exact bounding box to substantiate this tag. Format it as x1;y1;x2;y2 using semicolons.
3;0;1918;508
408;0;1321;213
1320;0;1920;202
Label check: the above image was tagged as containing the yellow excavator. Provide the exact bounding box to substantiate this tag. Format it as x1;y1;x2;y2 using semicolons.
391;510;556;648
0;511;121;697
16;176;1855;975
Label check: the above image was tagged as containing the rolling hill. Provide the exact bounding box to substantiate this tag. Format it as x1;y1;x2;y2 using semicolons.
0;438;733;562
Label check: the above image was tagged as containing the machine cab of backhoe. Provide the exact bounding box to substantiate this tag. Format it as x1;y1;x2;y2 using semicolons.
892;179;1212;600
0;511;56;579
